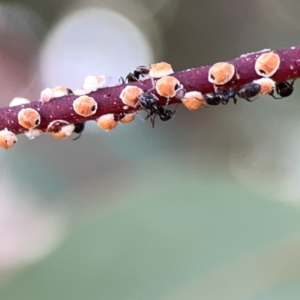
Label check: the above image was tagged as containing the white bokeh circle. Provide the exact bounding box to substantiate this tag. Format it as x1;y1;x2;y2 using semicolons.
40;7;154;90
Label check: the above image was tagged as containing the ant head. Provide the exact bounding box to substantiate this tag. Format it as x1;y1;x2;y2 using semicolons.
74;122;85;134
276;81;294;97
255;52;280;78
160;110;173;121
125;73;137;82
204;93;221;105
135;66;150;75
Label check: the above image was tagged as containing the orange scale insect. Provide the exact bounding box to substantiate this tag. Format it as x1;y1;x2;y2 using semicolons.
0;129;17;150
208;62;235;86
149;62;174;78
181;91;205;111
97;114;118;132
73;96;97;117
155;76;184;104
255;52;280;77
119;85;143;108
18;108;41;129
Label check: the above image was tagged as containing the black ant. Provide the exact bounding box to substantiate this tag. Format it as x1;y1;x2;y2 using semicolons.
125;66;150;82
237;82;261;101
276;80;295;98
205;79;296;106
137;92;177;128
238;79;295;101
237;81;281;101
72;122;85;141
204;90;237;105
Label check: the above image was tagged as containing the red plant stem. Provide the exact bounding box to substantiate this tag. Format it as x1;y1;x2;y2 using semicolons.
1;46;300;135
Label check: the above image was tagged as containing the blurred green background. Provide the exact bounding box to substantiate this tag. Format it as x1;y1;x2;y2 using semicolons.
1;0;300;299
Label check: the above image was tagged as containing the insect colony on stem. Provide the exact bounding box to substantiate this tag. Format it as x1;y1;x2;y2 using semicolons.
0;50;296;150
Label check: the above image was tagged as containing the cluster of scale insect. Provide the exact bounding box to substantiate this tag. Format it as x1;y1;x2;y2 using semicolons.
203;52;296;106
1;50;297;150
5;75;137;147
14;88;88;141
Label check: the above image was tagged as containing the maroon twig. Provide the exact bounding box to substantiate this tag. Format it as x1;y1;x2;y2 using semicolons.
1;46;300;135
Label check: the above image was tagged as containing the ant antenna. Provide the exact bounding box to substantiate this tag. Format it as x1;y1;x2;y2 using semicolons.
72;133;82;141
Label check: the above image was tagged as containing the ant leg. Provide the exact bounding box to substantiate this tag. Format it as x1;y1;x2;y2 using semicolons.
287;79;295;87
150;115;157;128
151;77;156;90
172;103;180;114
126;73;139;83
269;90;283;100
175;87;186;101
244;96;258;102
271;95;283;99
146;86;156;94
136;111;156;127
135;111;148;121
221;98;229;105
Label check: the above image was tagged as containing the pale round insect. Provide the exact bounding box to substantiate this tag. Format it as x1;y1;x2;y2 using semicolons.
119;85;143;107
74;87;89;96
52;86;72;97
18;108;41;129
97;114;118;132
83;75;106;92
255;52;280;77
73;96;97;117
0;129;17;150
24;129;42;140
40;86;72;104
208;62;235;85
40;88;54;104
9;97;30;107
149;62;174;78
181;91;205;111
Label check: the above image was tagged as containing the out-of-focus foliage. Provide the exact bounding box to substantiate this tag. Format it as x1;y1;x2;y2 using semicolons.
1;0;300;299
